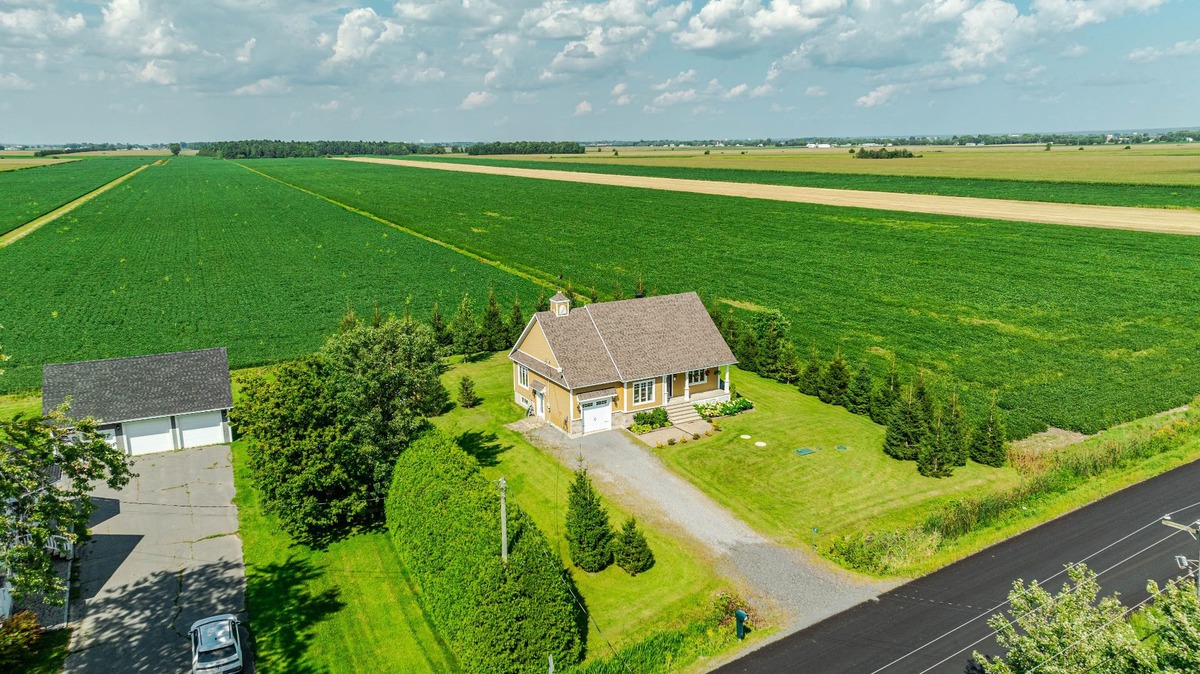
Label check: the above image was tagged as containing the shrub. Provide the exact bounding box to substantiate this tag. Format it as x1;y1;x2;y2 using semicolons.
0;611;41;668
667;437;677;446
456;375;480;408
629;423;653;434
566;464;614;572
692;433;700;440
386;431;583;671
695;398;753;420
633;408;671;430
613;517;655;575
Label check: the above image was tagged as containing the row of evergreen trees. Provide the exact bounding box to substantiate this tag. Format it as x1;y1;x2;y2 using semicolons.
195;139;445;158
466;141;585;155
709;303;1008;478
566;463;654;576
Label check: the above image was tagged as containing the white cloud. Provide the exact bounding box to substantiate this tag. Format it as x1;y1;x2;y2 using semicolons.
316;99;342;111
652;68;697;90
460;90;497;109
574;99;593;115
1127;38;1200;63
1060;43;1088;58
234;38;256;64
133;59;175;85
0;7;85;46
723;82;749;99
804;84;826;97
0;72;33;90
750;83;773;97
611;82;631;105
327;8;403;64
233;75;288;95
855;83;901;107
101;0;196;58
652;88;698;106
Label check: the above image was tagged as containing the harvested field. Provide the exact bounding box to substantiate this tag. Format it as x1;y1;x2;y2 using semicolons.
0;158;73;172
347;157;1200;235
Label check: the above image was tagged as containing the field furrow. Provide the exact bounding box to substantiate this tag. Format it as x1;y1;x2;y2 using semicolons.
0;157;541;393
246;158;1200;438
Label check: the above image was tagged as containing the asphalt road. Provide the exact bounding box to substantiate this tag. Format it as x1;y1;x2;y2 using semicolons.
716;458;1200;674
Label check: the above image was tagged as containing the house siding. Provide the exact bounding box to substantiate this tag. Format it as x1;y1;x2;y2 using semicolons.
518;321;558;367
628;377;662;411
571;382;623;421
546;381;572;432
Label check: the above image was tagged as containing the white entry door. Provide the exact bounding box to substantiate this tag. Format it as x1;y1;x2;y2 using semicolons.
581;399;612;434
178;411;225;448
124;417;175;455
536;392;545;418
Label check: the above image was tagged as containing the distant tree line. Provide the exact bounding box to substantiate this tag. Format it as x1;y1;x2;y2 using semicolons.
467;141;585;155
709;303;1006;477
33;143;163;157
586;129;1200;148
194;139;446;159
855;147;917;159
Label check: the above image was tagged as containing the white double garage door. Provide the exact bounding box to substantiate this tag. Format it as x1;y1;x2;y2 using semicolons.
122;411;226;456
580;398;612;434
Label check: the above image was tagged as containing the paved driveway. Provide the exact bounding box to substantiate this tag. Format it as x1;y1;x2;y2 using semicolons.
65;445;248;673
530;427;893;630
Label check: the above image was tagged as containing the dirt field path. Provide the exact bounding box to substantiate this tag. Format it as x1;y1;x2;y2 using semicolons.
0;163;152;248
344;157;1200;236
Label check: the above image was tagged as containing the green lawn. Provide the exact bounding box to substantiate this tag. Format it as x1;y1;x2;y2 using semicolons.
436;353;733;657
658;368;1023;548
0;390;39;418
231;440;459;673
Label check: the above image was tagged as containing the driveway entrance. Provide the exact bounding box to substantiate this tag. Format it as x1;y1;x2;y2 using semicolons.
65;444;248;673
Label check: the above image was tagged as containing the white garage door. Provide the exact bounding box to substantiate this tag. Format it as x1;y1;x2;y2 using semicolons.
581;399;612;434
178;411;225;448
124;417;175;455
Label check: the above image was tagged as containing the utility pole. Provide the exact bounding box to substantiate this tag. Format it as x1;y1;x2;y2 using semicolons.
499;477;508;565
1161;515;1200;595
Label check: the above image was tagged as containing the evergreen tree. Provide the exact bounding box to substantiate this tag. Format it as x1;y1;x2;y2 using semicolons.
737;328;760;373
635;275;646;298
449;293;480;355
846;361;874;416
534;288;551;312
917;412;954;478
943;387;970;467
613;516;655;576
883;387;925;461
565;464;614;572
870;358;901;424
613;281;625;301
372;301;385;328
480;286;507;351
564;279;575;301
720;309;739;349
753;309;790;379
913;370;935;431
506;294;525;345
798;346;821;396
587;286;599;304
971;393;1007;467
338;304;360;333
456;376;480;408
429;299;452;348
818;350;851;406
775;340;802;384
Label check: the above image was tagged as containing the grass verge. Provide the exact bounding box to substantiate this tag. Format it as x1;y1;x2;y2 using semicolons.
231;440;459;673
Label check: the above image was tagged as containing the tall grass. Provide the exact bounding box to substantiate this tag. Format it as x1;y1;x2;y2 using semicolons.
831;402;1200;574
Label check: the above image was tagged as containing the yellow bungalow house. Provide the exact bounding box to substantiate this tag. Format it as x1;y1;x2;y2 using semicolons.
508;291;737;436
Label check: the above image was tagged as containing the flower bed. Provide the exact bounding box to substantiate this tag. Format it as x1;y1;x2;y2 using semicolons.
630;408;672;434
695;398;753;420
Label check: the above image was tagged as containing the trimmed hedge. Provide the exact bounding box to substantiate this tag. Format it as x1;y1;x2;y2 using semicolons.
386;431;583;672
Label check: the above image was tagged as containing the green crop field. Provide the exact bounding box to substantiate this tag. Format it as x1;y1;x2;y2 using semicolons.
246;158;1200;438
408;156;1200;209
0;157;541;393
0;157;154;235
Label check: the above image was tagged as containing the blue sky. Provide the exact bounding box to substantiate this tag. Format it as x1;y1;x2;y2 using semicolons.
0;0;1196;143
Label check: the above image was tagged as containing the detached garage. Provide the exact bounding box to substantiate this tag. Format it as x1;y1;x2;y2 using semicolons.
42;347;233;456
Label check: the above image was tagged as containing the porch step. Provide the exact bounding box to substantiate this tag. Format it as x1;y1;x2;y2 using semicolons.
665;402;703;425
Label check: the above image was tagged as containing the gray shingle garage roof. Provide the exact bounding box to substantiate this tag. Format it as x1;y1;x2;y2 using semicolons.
42;348;233;423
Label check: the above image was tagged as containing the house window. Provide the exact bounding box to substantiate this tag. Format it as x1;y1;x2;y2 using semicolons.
632;379;655;405
687;369;708;385
518;364;529;388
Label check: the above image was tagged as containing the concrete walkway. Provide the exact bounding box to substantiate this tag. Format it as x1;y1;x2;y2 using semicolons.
530;427;895;630
65;445;248;674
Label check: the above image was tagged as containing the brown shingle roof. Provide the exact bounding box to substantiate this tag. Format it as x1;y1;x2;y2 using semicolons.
511;292;735;389
577;387;617;402
510;349;568;388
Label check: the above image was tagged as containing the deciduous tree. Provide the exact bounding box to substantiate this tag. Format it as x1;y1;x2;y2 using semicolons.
1;410;133;602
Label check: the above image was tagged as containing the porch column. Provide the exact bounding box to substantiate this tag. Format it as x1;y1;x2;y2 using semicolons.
684;373;691;402
662;374;669;405
724;365;731;396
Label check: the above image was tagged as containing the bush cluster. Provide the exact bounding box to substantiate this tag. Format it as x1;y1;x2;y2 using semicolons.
566;466;655;576
694;398;753;420
632;408;671;430
0;611;41;668
854;147;917;159
386;431;583;672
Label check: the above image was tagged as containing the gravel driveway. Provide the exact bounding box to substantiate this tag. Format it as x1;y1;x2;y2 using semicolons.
531;426;894;631
65;445;248;673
